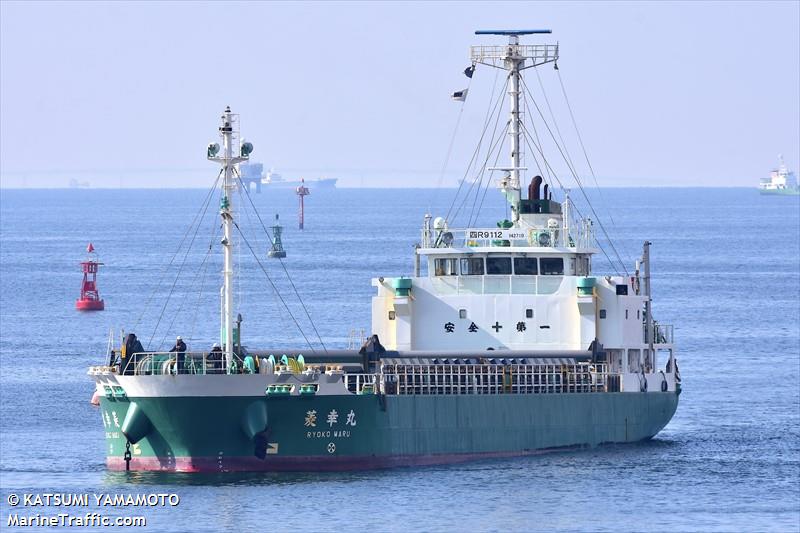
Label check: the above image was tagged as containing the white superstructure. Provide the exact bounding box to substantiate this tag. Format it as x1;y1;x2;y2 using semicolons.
370;30;676;393
759;154;798;193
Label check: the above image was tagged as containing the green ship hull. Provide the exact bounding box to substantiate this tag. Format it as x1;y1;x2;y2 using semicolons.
99;392;679;472
759;188;800;196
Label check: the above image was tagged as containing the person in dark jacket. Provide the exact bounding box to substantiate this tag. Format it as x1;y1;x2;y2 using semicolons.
169;336;187;374
122;333;145;375
207;344;223;374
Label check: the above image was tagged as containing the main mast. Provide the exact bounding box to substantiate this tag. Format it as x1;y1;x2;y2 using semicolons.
472;30;558;225
207;106;252;370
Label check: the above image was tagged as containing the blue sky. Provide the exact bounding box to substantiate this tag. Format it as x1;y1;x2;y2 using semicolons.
1;1;798;188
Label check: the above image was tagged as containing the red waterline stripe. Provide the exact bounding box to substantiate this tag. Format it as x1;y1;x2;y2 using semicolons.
107;446;585;473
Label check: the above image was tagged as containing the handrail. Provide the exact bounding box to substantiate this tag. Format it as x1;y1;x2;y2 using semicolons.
344;373;377;394
644;323;674;345
420;223;594;250
121;351;249;376
114;355;617;397
380;362;608;395
470;44;559;65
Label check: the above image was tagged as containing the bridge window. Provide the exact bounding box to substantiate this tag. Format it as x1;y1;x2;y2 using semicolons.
540;257;564;275
486;257;512;275
434;258;458;276
460;257;485;276
513;257;538;275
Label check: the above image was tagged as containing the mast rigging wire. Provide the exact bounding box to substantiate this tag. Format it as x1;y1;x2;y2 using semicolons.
147;179;219;348
534;67;578;175
555;68;634;265
450;85;509;226
188;220;221;345
234;182;291;335
234;170;328;352
517;120;622;276
431;67;500;213
470;122;510;228
431;71;478;207
231;220;318;353
159;216;219;350
461;115;509;227
444;72;510;225
520;92;549;184
518;74;629;275
456;115;507;227
132;171;222;333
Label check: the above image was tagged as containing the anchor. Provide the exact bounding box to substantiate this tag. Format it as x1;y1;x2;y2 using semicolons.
124;440;132;471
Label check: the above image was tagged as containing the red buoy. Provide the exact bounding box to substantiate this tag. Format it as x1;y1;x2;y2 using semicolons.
76;243;105;311
296;178;310;230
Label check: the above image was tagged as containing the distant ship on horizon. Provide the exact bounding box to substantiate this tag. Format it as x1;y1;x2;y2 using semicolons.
759;155;799;196
240;162;337;190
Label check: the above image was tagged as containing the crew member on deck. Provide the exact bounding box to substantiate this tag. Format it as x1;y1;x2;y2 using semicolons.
208;344;223;373
170;336;187;374
122;333;144;375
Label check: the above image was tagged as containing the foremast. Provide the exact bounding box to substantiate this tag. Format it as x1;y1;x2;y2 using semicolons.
472;30;559;224
207;106;253;370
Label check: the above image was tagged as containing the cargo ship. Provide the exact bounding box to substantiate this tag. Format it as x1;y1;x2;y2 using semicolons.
239;162;336;190
89;30;680;472
759;155;799;195
263;168;337;189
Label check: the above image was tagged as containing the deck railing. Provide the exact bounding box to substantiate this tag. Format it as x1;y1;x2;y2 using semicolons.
121;352;249;376
470;44;559;67
380;363;608;395
344;373;378;394
421;225;593;250
113;355;615;396
644;324;674;345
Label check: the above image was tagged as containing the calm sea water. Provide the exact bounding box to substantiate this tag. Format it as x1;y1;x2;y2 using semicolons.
1;187;798;532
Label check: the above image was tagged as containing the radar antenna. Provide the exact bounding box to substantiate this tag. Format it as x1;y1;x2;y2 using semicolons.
471;29;559;223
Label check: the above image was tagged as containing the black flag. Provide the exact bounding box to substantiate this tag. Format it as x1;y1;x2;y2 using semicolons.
464;64;475;78
451;89;468;102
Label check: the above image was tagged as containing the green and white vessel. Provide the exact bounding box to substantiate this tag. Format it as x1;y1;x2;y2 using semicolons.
89;30;680;472
759;155;799;195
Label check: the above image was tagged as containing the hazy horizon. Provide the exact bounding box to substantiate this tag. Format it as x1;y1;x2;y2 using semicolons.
2;1;798;189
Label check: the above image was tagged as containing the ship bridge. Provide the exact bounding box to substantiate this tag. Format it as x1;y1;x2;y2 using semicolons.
371;177;654;357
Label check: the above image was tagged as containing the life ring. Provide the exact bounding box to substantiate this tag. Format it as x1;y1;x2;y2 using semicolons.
660;371;668;392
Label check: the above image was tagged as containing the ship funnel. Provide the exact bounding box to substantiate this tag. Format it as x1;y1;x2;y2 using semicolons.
529;176;543;200
543;183;549;201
